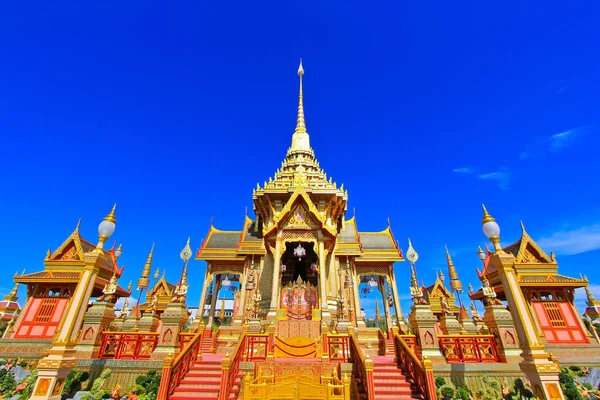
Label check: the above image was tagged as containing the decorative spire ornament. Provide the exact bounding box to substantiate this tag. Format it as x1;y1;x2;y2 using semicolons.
407;239;424;304
481;204;502;252
137;243;154;291
96;204;117;251
445;245;463;309
4;273;19;302
291;59;311;152
174;237;192;303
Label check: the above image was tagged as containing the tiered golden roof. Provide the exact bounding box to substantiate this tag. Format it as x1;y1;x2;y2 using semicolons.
470;221;587;301
197;61;403;263
15;221;129;298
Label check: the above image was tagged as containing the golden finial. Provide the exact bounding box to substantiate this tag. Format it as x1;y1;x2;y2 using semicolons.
445;245;462;292
439;270;445;283
477;246;484;261
481;204;494;224
96;204;117;251
46;248;52;259
520;220;526;233
137;243;154;290
106;204;117;224
4;276;19;302
75;218;82;231
295;59;306;134
585;286;600;306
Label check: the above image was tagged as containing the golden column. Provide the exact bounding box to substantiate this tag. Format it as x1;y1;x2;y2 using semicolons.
481;205;564;400
318;234;330;320
268;234;283;318
31;205;117;400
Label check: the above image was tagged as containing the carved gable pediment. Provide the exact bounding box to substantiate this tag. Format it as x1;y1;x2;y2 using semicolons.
50;237;84;262
149;277;173;298
517;243;551;264
281;204;320;230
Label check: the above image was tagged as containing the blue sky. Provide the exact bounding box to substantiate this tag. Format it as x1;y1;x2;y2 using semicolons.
1;1;599;318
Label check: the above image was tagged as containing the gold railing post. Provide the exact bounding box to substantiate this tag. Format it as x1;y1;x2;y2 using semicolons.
156;353;173;400
243;373;251;400
321;322;330;361
267;322;275;360
422;355;436;400
343;373;351;400
219;352;231;400
364;353;375;400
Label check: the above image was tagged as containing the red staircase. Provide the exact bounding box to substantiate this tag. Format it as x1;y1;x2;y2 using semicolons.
200;336;213;353
371;355;422;400
384;339;395;355
169;354;242;400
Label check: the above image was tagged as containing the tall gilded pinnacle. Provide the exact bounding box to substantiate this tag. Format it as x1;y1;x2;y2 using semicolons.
137;243;154;291
4;273;19;302
291;59;311;151
445;245;463;292
586;286;600;307
296;59;306;133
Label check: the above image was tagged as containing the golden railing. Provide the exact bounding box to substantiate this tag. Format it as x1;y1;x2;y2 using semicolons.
393;333;436;400
243;369;350;400
157;328;203;400
349;333;374;400
438;334;499;363
219;332;247;400
98;332;159;360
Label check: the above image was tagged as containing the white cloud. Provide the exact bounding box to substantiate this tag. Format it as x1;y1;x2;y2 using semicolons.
520;126;590;159
453;167;474;174
549;129;578;151
537;225;600;256
477;168;510;190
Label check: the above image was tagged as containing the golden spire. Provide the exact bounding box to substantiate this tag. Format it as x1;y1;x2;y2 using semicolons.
291;59;311;152
477;246;485;263
295;59;306;133
375;299;381;322
481;204;495;224
137;243;154;291
106;204;117;223
586;286;600;306
4;273;19;302
445;245;463;292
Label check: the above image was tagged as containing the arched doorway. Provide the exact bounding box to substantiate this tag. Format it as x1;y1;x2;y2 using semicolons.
279;242;319;320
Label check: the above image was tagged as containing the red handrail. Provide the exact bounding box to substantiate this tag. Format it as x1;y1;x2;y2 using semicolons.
349;333;374;400
438;334;499;363
218;332;246;400
393;333;436;400
99;332;159;360
157;329;203;400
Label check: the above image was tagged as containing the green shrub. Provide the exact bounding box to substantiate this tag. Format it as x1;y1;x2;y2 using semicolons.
455;386;471;400
134;370;162;400
62;370;90;396
441;387;455;399
81;369;112;400
0;368;17;396
435;377;446;389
